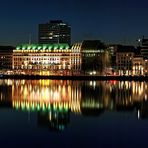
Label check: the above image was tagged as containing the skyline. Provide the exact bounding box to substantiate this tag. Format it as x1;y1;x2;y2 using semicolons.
0;0;148;46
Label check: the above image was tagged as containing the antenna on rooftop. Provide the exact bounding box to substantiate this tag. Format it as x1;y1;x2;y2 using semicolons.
29;34;32;44
143;35;145;39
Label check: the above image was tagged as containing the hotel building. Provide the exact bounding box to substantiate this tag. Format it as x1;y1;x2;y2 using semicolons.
12;44;81;75
71;43;82;74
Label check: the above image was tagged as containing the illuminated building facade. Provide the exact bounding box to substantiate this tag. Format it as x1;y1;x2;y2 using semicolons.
38;20;71;45
144;58;148;75
132;56;144;76
71;43;82;74
12;44;81;75
116;45;148;76
0;46;14;70
116;46;135;75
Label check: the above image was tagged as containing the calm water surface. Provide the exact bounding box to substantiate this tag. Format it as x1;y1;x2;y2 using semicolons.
0;79;148;148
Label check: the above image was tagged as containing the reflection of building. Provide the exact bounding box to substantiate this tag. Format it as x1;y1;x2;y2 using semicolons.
131;81;147;107
115;81;133;107
0;46;14;70
80;81;105;116
11;80;81;113
138;100;148;119
0;81;12;108
114;81;148;115
38;110;70;132
10;80;148;118
38;20;71;45
1;79;148;128
80;99;104;116
10;79;81;132
12;44;81;75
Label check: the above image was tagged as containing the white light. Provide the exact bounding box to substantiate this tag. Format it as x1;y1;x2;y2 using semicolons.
138;109;140;119
93;71;96;75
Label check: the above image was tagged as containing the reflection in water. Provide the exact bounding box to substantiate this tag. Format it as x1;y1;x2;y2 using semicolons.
0;79;148;131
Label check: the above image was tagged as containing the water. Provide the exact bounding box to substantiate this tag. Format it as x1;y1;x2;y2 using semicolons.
0;79;148;147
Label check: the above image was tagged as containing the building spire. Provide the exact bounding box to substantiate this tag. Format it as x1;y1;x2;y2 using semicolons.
29;34;31;44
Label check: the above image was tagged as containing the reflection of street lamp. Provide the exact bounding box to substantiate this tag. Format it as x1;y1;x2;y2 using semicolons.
63;60;66;69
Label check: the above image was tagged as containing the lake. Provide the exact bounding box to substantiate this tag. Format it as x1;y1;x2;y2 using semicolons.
0;79;148;147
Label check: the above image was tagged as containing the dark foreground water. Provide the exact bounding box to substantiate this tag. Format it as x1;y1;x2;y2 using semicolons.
0;80;148;148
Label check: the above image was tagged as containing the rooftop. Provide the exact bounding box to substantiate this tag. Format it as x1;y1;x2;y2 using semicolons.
15;44;70;50
81;40;105;50
116;45;136;53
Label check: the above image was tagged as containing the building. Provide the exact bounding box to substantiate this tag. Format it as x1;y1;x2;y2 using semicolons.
141;38;148;59
144;58;148;75
107;44;121;75
116;46;135;76
81;40;109;75
38;20;71;45
0;46;14;70
116;44;148;76
71;40;110;75
134;37;148;76
71;43;82;75
12;44;81;75
132;56;144;76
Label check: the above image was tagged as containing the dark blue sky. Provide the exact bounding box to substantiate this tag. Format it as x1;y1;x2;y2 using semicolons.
0;0;148;46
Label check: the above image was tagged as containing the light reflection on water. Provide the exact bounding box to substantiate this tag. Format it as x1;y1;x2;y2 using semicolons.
0;80;148;124
0;79;148;147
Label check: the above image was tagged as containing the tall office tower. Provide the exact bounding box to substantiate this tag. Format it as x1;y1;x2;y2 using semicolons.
38;20;71;45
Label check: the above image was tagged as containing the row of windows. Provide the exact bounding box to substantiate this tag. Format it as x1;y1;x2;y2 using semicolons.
13;66;72;70
117;53;133;56
117;60;132;63
13;57;80;61
117;63;132;65
14;53;71;56
83;53;98;55
118;57;132;60
13;62;23;65
13;57;73;61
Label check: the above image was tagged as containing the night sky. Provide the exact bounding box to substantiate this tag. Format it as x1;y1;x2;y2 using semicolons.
0;0;148;46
